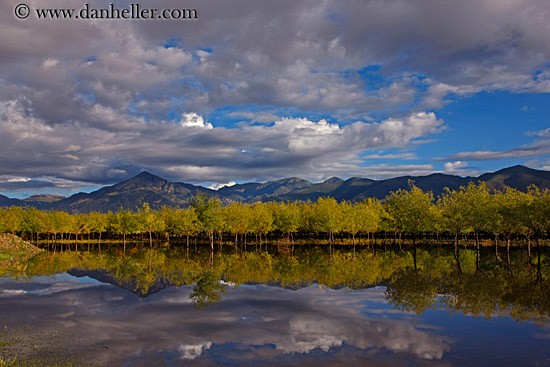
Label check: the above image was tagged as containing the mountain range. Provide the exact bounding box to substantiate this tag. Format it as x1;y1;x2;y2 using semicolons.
1;165;550;213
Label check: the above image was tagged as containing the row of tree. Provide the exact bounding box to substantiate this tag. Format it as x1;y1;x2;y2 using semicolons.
1;182;549;255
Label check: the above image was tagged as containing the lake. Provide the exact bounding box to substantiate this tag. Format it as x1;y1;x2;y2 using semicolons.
1;244;549;366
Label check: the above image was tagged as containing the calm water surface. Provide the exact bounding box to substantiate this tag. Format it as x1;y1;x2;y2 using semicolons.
1;245;549;366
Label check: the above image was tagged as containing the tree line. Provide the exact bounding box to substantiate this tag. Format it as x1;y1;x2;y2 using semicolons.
1;182;549;259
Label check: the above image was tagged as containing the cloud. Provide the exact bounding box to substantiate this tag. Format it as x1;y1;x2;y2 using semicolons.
178;112;213;129
0;279;452;364
178;342;212;360
444;161;467;172
437;129;550;163
208;181;237;190
0;101;444;190
1;0;549;191
526;128;550;137
1;0;549;120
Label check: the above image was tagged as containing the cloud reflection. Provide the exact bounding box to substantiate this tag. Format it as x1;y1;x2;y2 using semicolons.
0;277;451;365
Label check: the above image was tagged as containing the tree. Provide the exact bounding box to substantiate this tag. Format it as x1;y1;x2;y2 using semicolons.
461;182;493;271
87;212;108;249
173;208;200;251
109;208;138;255
519;186;550;271
21;207;44;244
223;202;251;246
495;188;524;267
271;202;297;241
0;207;23;235
438;186;470;273
311;197;342;246
249;203;273;249
356;198;382;244
191;193;221;251
385;182;434;269
137;203;165;249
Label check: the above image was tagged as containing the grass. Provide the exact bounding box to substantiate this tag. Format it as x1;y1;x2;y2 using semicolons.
0;234;42;275
0;326;97;367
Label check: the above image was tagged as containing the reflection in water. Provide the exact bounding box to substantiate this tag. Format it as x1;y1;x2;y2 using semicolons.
190;270;227;310
1;245;550;366
0;279;450;366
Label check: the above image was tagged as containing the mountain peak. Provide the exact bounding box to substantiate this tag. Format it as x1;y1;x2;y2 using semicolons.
494;165;533;174
135;171;158;179
126;171;167;183
323;177;344;184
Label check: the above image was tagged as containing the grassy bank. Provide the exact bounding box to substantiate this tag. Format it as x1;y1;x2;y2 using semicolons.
0;234;42;272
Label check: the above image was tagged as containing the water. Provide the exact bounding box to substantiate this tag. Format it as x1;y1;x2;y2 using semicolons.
1;245;549;366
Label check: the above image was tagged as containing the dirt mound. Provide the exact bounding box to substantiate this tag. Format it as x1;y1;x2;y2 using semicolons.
0;233;42;268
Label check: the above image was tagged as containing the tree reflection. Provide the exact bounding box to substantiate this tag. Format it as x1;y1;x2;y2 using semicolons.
2;245;549;325
189;270;227;311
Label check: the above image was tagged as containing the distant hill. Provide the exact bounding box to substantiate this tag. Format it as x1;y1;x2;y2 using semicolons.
52;172;217;213
1;165;549;213
218;177;313;202
0;194;23;208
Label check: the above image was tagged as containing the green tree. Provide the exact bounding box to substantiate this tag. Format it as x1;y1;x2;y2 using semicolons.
385;182;434;268
461;182;494;270
438;186;470;272
0;207;23;234
109;208;138;255
250;203;273;248
356;198;381;245
495;188;523;267
173;208;200;250
311;197;342;246
21;207;44;244
191;193;221;250
137;203;165;249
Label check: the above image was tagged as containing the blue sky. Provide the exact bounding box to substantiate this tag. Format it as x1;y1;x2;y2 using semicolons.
0;0;549;198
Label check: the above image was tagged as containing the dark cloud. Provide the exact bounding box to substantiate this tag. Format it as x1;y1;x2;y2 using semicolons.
0;0;549;191
0;179;54;191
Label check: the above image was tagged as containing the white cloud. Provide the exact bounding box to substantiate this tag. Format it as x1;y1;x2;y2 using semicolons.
444;161;468;172
0;102;445;189
208;181;237;190
178;342;212;360
178;112;213;129
526;128;550;137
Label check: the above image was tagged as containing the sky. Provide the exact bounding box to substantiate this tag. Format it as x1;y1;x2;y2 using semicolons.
1;0;549;198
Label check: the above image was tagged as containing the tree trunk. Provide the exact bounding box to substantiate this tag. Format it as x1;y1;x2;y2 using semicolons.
475;230;480;272
495;234;499;260
506;235;511;269
454;231;462;274
527;234;532;265
413;233;417;271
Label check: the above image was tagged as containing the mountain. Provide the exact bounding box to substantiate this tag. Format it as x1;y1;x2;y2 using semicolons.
52;171;217;213
1;165;550;213
218;177;312;202
23;194;65;203
478;165;550;192
22;194;65;209
0;194;24;208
